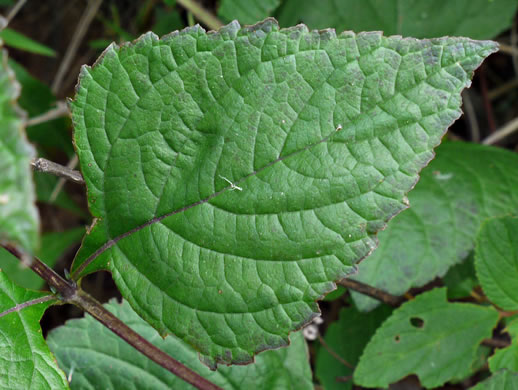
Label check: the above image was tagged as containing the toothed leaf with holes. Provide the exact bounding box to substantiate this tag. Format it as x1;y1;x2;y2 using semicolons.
350;142;518;312
0;48;39;253
0;271;68;389
48;299;312;390
70;19;497;366
354;288;499;388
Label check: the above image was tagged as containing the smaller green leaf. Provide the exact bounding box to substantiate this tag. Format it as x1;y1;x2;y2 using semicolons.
354;288;499;388
443;253;478;299
0;271;68;389
218;0;280;24
0;28;56;57
489;344;518;373
47;299;312;390
323;285;346;301
488;319;518;373
0;227;84;289
475;216;518;311
151;8;184;37
316;305;391;390
470;370;518;390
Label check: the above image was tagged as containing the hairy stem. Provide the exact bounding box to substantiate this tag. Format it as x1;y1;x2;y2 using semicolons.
176;0;223;31
31;157;84;185
1;243;222;390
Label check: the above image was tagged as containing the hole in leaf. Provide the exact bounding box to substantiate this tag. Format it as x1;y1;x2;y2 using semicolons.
410;317;424;328
394;335;400;342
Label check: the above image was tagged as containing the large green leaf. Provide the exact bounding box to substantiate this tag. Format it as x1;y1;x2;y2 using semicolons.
315;304;391;390
48;299;312;390
218;0;280;25
354;288;499;388
475;216;518;311
277;0;518;40
0;48;39;253
0;227;85;289
351;142;518;311
471;370;518;390
70;19;496;366
0;271;68;389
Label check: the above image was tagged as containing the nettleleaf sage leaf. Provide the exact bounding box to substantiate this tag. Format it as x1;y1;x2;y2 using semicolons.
70;19;497;366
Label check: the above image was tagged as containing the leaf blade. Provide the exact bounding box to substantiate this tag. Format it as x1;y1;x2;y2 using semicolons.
70;20;497;365
47;299;312;390
0;271;68;390
354;288;499;388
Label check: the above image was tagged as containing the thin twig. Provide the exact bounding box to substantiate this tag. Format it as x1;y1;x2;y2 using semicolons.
482;338;510;349
498;42;518;56
0;295;56;319
462;90;480;142
26;101;69;127
317;334;354;368
0;244;222;390
31;157;84;185
479;65;496;135
50;154;79;202
4;0;26;26
511;15;518;76
482;116;518;145
176;0;223;31
51;0;102;94
335;375;353;383
488;78;518;100
338;278;405;307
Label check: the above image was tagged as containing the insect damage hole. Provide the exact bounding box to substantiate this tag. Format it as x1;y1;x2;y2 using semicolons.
410;317;425;328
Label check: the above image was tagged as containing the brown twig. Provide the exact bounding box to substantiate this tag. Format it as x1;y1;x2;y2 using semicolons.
338;278;405;307
26;101;69;127
481;338;510;349
317;334;354;368
4;0;26;26
31;157;84;185
479;65;496;134
176;0;223;31
0;243;222;390
51;0;102;94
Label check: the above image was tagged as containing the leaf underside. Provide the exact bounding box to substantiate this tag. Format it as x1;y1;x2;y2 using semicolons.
0;48;39;253
70;18;497;366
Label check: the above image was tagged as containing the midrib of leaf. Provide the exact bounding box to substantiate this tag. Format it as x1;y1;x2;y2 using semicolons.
73;122;346;277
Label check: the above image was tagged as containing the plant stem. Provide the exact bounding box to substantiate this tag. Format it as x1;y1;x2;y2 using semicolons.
4;0;27;26
31;157;84;185
26;101;69;127
0;243;222;390
51;0;102;94
176;0;223;31
338;278;405;306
